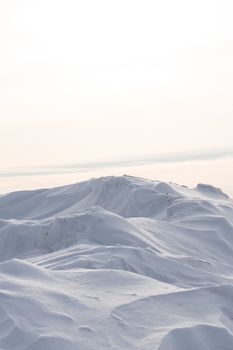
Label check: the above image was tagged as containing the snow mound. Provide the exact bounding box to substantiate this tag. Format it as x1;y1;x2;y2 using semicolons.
0;175;233;349
158;325;233;350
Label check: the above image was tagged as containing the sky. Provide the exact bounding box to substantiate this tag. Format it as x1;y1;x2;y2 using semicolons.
1;0;233;194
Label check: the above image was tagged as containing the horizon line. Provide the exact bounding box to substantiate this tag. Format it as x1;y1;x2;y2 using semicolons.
0;147;233;178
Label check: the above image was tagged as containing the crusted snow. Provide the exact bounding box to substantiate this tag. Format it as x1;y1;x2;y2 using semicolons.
0;175;233;349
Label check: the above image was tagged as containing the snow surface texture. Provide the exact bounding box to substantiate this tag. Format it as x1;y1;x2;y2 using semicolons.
0;175;233;349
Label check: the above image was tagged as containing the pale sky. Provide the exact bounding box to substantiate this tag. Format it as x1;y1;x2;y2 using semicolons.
1;0;233;193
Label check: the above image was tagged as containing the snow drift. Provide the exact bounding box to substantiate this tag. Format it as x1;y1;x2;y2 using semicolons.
0;175;233;349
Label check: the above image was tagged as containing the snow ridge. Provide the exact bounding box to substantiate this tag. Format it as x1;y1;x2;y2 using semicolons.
0;175;233;349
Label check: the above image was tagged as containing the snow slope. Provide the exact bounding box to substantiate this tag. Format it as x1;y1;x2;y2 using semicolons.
0;175;233;349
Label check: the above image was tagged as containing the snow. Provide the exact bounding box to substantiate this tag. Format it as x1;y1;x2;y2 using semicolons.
0;175;233;349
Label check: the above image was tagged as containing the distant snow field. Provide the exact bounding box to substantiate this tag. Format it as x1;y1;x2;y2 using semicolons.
0;175;233;349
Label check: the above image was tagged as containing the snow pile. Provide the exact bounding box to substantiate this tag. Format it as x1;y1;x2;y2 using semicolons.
0;175;233;349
